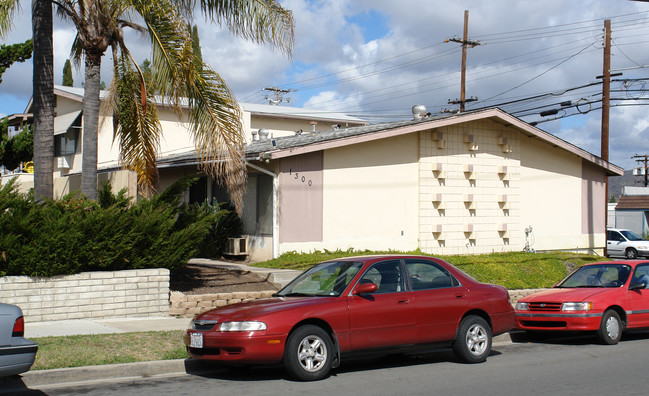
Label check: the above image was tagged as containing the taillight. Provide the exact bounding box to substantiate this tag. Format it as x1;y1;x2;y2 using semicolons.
12;316;25;337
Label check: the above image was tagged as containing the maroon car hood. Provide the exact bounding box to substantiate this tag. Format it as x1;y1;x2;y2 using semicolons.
195;296;332;322
521;288;610;303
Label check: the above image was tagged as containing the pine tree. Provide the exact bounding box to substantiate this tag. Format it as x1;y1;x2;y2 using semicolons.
0;39;33;84
62;59;73;86
191;25;203;70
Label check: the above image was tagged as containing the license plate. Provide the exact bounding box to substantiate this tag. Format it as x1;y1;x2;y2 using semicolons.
190;332;203;348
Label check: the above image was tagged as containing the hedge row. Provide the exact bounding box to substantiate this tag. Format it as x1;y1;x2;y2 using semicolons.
0;176;240;277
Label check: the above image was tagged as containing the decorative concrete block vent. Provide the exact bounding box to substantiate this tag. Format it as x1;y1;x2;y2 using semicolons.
169;290;277;318
0;268;170;322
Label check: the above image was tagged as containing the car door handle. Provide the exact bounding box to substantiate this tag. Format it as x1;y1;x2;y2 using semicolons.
456;294;466;299
398;299;410;304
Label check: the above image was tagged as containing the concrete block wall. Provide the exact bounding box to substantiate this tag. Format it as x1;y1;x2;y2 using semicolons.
419;121;522;255
169;290;277;318
509;288;546;306
0;269;170;322
169;288;545;318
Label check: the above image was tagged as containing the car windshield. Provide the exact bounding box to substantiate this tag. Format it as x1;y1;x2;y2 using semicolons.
276;261;363;297
556;264;631;288
621;230;646;241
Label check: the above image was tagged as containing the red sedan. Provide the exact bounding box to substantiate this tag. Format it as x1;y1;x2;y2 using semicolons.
183;255;514;380
515;260;649;344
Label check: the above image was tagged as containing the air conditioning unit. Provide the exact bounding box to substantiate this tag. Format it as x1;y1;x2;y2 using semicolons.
224;237;248;256
57;157;70;169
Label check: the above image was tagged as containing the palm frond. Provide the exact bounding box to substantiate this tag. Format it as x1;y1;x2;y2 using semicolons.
132;0;247;213
185;64;246;214
0;0;20;37
113;55;161;197
197;0;294;56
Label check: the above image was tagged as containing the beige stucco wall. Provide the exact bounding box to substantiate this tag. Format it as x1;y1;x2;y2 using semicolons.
0;173;33;193
55;95;82;116
519;138;604;253
279;133;420;253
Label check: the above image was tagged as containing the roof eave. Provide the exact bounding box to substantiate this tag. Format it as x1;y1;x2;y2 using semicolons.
248;107;624;176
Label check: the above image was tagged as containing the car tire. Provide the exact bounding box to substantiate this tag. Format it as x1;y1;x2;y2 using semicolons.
625;248;638;259
284;325;333;381
596;310;622;345
453;315;492;363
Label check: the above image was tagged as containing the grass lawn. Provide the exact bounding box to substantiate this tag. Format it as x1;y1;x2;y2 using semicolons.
31;331;187;370
253;250;602;290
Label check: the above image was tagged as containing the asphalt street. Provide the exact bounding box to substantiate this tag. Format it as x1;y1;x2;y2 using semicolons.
7;331;649;396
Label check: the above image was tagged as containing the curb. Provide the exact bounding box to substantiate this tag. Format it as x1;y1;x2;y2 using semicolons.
0;359;215;393
0;333;514;392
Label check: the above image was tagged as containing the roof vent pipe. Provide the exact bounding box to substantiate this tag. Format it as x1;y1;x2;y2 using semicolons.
251;129;258;141
258;128;269;141
310;121;317;134
412;105;427;121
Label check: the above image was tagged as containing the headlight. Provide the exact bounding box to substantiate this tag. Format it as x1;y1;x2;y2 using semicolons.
218;321;268;332
561;302;592;311
516;302;529;310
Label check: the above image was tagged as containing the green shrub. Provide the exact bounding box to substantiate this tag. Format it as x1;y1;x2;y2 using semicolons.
0;176;220;277
191;200;243;259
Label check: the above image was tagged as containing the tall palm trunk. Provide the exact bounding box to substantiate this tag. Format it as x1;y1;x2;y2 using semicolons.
31;0;54;202
81;53;101;200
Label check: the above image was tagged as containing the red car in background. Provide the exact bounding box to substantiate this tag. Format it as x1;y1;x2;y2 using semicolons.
183;255;514;381
515;260;649;344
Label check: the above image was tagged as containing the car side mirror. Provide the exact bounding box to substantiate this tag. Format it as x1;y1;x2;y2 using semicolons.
354;282;378;295
630;282;647;291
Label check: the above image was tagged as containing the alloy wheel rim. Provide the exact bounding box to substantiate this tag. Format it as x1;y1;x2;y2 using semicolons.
297;335;327;372
606;316;620;340
466;324;488;355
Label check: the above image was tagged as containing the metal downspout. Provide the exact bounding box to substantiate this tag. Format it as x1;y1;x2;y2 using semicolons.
246;161;279;259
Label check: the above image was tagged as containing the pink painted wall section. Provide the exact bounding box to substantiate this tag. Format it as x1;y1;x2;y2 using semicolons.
279;152;324;242
581;159;606;234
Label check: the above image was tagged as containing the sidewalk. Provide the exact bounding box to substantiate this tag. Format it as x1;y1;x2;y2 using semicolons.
25;316;191;338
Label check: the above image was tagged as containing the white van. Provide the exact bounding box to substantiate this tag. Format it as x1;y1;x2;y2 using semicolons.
606;228;649;259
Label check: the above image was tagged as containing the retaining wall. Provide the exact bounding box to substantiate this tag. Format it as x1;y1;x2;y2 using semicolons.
169;290;277;318
0;269;170;322
0;266;546;322
169;288;545;318
509;288;545;305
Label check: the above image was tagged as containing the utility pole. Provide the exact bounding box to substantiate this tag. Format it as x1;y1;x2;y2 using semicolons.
632;154;649;187
446;10;481;111
602;20;611;161
602;19;611;256
263;87;293;105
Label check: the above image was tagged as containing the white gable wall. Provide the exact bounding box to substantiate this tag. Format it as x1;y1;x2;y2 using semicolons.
277;133;420;254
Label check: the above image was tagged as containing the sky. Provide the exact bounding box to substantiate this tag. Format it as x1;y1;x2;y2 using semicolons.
2;0;649;170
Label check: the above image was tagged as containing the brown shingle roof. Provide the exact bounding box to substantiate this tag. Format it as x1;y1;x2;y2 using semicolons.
616;195;649;210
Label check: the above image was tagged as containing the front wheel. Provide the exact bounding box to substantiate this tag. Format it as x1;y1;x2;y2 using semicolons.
284;325;334;381
597;310;622;345
625;248;638;259
453;315;492;363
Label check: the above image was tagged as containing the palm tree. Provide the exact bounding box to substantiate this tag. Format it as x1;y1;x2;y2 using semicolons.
1;0;55;202
59;0;294;209
32;0;55;202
